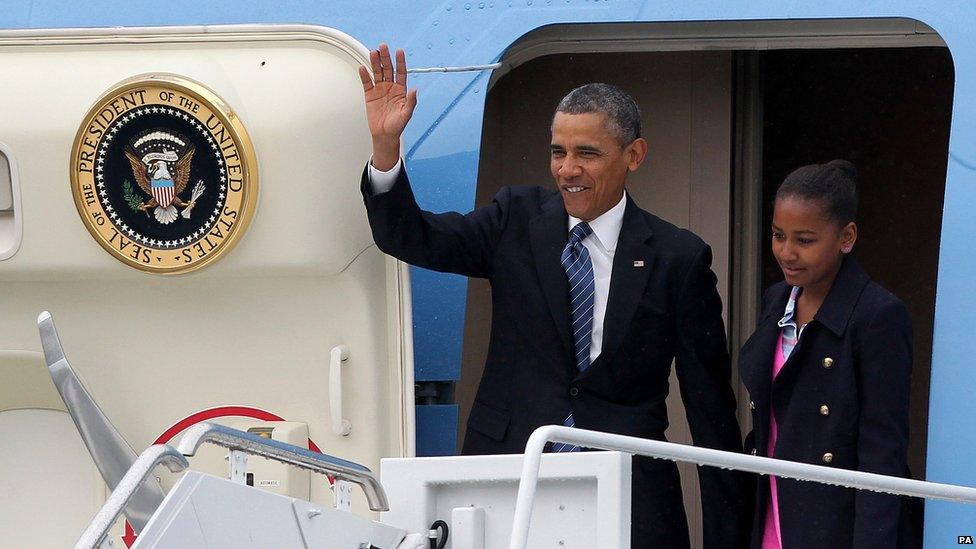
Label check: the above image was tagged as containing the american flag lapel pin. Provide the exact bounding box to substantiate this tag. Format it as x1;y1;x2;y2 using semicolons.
633;260;645;267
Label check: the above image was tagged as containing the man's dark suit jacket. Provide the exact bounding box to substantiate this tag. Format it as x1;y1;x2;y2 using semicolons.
739;257;921;548
362;167;750;548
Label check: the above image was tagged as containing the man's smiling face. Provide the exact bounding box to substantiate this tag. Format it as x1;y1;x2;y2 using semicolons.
550;111;645;221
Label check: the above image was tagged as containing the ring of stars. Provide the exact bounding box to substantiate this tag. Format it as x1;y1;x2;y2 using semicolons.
94;104;229;250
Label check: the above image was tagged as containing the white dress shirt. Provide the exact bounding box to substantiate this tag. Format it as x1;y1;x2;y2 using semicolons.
367;158;626;364
568;193;625;364
368;158;402;193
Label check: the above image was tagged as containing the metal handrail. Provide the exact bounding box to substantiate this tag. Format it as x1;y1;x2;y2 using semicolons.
75;445;189;549
509;425;976;549
176;422;390;511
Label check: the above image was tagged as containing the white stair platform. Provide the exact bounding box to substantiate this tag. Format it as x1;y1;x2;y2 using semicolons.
133;471;407;548
380;451;631;549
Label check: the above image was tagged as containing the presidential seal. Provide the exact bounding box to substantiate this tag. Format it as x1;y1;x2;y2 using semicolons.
70;74;257;274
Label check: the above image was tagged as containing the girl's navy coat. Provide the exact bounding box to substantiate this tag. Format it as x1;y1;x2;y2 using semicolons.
739;257;921;548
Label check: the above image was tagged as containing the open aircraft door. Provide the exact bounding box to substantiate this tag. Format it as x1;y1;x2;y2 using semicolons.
0;25;415;547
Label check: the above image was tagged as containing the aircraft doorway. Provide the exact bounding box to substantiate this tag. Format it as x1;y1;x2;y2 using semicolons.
462;20;951;548
751;47;953;478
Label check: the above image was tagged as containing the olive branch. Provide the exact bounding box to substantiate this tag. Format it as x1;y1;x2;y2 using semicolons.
122;180;144;213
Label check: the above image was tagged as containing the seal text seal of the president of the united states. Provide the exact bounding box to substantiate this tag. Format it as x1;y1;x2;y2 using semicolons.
70;74;257;274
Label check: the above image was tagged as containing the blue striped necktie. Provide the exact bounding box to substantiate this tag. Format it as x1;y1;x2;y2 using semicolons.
551;221;594;453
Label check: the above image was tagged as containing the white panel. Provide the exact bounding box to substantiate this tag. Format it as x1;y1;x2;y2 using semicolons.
451;506;486;549
381;452;631;549
135;472;406;548
292;498;406;549
134;472;306;548
0;409;102;549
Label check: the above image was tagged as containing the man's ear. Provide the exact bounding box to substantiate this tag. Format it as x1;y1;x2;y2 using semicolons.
627;138;649;172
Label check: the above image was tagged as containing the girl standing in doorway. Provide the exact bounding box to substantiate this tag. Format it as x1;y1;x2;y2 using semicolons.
738;160;920;548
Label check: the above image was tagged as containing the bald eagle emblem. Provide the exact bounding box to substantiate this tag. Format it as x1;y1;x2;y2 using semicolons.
124;130;205;224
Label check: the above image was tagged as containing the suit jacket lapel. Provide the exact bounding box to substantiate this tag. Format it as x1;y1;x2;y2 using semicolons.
595;196;655;368
529;195;574;364
739;288;788;409
739;283;790;451
812;256;870;338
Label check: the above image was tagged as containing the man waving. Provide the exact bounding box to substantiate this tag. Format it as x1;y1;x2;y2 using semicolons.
359;44;749;548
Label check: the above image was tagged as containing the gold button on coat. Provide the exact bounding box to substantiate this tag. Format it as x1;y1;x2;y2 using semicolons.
822;357;834;369
822;452;834;464
820;405;830;416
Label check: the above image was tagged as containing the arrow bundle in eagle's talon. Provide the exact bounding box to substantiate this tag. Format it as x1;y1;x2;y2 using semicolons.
181;180;205;219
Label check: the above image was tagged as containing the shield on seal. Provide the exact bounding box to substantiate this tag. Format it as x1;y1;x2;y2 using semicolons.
151;177;175;208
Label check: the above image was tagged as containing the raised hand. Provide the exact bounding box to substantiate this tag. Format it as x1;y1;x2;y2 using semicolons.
359;44;417;171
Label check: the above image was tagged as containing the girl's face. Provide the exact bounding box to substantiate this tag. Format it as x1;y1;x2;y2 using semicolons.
771;197;857;293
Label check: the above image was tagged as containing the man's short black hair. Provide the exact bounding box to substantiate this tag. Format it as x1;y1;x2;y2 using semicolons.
776;159;859;225
555;83;642;147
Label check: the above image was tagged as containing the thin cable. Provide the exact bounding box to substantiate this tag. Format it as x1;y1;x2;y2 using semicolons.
406;62;501;73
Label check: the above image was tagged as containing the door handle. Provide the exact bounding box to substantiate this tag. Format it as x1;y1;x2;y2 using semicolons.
0;142;23;260
330;345;351;436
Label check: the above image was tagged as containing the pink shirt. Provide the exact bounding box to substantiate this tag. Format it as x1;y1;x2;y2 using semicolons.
761;333;789;549
763;286;803;548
